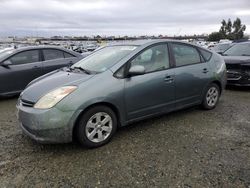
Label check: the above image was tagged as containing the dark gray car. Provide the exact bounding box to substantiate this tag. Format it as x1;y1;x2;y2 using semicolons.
222;42;250;86
0;46;82;96
17;40;227;148
210;42;233;54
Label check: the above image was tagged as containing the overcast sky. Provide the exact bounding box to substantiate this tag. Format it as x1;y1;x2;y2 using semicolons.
0;0;249;37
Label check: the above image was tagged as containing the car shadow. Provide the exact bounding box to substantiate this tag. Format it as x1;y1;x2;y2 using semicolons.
21;136;85;152
226;85;250;92
0;95;19;101
119;106;199;132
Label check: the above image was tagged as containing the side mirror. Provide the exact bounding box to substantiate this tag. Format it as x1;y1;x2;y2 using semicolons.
128;65;145;76
1;60;12;68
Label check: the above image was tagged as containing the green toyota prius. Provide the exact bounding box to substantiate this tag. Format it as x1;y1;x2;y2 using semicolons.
17;40;227;148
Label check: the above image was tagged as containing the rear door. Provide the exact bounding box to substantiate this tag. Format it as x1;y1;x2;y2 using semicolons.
0;49;42;94
41;49;78;73
170;42;211;108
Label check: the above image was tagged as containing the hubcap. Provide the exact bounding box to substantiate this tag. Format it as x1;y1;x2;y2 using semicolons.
85;112;113;143
206;87;219;107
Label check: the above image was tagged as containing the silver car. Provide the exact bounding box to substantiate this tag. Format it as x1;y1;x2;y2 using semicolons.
17;40;227;148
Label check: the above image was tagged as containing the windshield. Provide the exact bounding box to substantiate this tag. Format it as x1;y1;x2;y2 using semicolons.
223;43;250;56
0;49;15;59
72;45;137;72
212;43;231;52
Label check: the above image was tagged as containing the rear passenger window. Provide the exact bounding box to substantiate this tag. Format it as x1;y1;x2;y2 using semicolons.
172;43;201;67
64;52;75;58
199;48;212;62
9;50;39;65
43;49;64;61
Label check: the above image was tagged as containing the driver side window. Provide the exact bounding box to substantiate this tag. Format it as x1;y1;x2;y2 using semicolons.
9;50;39;65
130;44;169;73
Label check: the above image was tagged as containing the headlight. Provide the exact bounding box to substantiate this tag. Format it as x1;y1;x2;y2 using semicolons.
34;86;77;109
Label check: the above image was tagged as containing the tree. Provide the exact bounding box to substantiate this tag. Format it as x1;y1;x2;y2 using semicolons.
226;19;232;35
208;32;223;41
209;17;247;41
232;18;246;40
219;19;233;38
219;19;227;38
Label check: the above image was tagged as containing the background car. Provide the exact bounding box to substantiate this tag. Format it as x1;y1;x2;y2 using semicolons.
222;41;250;86
0;46;83;96
17;40;227;148
81;46;105;58
209;42;233;54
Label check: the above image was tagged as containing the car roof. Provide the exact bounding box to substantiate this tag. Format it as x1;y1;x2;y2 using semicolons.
106;39;197;47
106;39;209;52
0;45;82;62
235;41;250;44
106;40;153;46
13;45;72;52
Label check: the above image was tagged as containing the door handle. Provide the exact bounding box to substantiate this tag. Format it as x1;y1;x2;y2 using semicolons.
32;65;40;69
164;75;174;83
203;68;209;73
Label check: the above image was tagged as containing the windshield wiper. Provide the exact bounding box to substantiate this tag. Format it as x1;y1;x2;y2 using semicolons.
241;54;250;56
71;67;91;74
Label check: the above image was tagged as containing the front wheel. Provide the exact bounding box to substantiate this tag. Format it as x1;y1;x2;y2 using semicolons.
76;106;117;148
201;83;220;110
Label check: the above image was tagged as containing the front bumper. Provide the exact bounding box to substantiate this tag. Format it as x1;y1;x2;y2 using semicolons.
226;70;250;86
17;101;80;144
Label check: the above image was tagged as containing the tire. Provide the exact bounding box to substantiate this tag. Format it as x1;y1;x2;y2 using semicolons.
201;83;221;110
76;105;117;148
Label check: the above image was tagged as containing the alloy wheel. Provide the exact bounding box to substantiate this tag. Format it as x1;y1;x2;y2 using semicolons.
85;112;113;143
206;87;219;107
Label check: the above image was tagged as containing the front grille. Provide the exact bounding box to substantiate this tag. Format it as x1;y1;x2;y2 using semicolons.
242;65;250;77
226;63;241;70
227;70;242;80
21;99;35;107
226;63;243;80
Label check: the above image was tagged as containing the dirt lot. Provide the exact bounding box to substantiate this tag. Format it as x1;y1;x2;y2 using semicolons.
0;88;250;187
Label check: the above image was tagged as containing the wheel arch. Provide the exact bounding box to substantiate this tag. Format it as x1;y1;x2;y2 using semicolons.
211;80;222;94
201;79;223;102
72;102;122;141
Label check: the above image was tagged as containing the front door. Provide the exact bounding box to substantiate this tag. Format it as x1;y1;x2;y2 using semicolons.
0;50;42;95
124;44;175;120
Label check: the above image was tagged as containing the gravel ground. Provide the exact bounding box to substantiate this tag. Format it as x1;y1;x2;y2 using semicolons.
0;88;250;188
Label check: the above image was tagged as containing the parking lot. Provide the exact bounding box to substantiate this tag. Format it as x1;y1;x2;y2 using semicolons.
0;88;249;187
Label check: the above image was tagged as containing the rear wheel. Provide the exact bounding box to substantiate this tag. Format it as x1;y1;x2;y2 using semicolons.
202;83;220;110
76;106;117;148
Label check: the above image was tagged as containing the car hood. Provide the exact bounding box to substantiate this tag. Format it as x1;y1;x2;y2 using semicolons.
223;56;250;65
21;70;94;103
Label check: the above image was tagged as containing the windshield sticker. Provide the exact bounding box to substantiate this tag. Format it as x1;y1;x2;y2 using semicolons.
120;46;137;51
